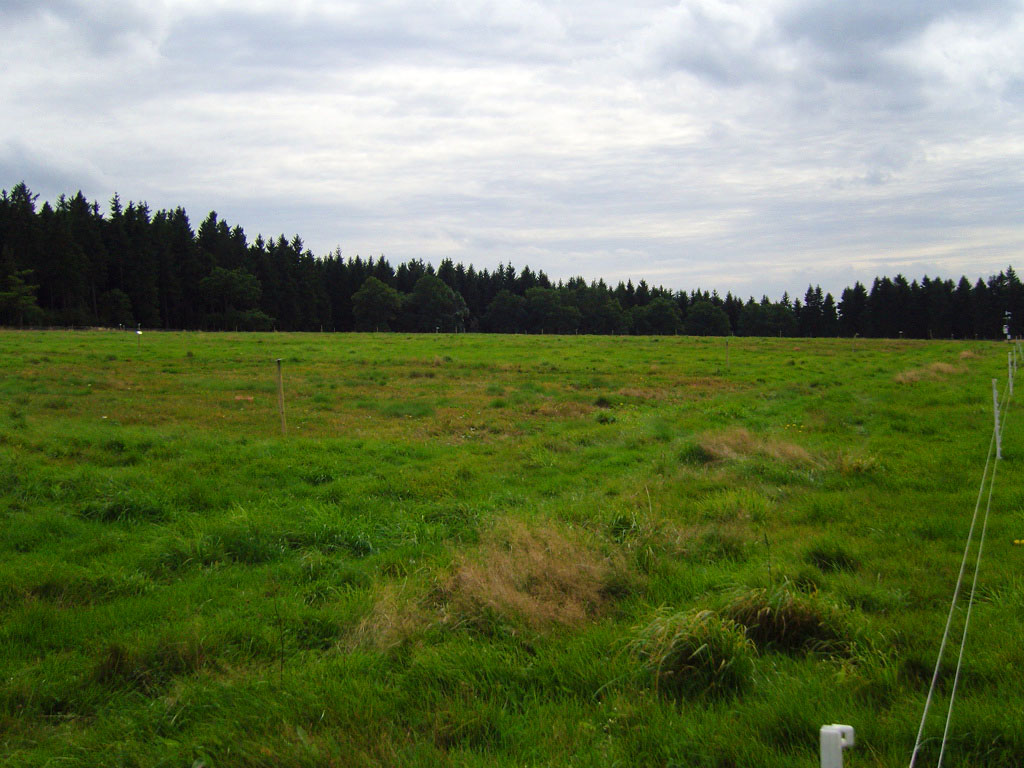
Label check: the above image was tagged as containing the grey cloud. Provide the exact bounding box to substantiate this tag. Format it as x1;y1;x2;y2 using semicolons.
1005;77;1024;104
782;0;1018;50
2;0;1022;301
9;0;161;57
779;0;1021;94
0;0;49;18
158;2;568;89
0;141;104;200
639;4;780;86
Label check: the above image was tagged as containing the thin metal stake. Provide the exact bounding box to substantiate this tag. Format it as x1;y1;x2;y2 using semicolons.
993;379;1001;460
274;360;286;436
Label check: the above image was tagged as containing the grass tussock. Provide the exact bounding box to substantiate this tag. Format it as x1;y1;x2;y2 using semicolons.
723;584;850;654
438;520;620;632
698;524;752;562
617;387;667;402
829;450;880;475
804;538;860;573
348;582;427;652
79;488;170;523
895;361;966;383
629;608;755;698
95;632;212;692
694;428;814;466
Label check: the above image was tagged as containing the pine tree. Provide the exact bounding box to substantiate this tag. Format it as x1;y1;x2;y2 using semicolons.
838;282;868;336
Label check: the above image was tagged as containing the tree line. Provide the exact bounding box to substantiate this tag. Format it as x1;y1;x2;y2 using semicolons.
1;182;1021;338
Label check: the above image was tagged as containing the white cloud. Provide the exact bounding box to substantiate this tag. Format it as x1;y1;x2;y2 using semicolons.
1;0;1023;299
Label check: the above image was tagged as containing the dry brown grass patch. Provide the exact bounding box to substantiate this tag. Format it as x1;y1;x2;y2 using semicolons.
698;427;758;461
347;582;428;651
893;369;923;384
895;361;965;384
959;350;979;360
698;427;814;466
533;401;592;419
618;387;667;402
830;450;880;475
763;440;813;464
438;520;620;631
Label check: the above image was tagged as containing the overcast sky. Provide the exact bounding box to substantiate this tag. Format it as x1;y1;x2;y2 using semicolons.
2;0;1023;298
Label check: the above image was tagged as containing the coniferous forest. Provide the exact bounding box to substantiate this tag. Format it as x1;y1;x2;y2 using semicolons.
1;182;1020;338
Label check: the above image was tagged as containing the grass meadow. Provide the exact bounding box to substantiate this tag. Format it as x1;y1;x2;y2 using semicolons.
0;330;1021;767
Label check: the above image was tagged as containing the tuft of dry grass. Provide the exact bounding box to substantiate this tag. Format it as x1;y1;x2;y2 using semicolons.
697;428;814;466
533;401;593;419
893;369;923;384
348;582;428;652
438;519;620;632
617;387;667;402
698;427;758;461
830;450;880;475
763;440;813;464
895;360;965;383
959;349;979;360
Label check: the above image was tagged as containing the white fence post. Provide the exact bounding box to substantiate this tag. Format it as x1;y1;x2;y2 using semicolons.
1010;352;1014;397
993;379;1002;460
276;358;287;436
820;724;855;768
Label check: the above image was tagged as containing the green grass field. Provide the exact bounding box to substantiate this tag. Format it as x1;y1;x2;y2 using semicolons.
1;330;1021;767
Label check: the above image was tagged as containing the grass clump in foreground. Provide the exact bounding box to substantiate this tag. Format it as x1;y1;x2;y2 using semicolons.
723;583;852;654
630;608;755;698
1;330;1022;767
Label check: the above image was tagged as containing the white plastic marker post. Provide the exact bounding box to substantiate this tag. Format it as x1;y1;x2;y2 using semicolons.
1010;352;1015;397
136;328;142;350
820;724;854;768
274;360;286;436
993;379;1002;461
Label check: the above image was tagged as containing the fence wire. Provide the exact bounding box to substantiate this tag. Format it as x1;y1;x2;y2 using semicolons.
908;375;1012;767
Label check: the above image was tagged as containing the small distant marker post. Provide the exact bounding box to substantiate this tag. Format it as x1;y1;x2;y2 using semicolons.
1010;352;1015;397
993;379;1002;460
725;338;730;371
276;359;287;436
136;326;142;350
